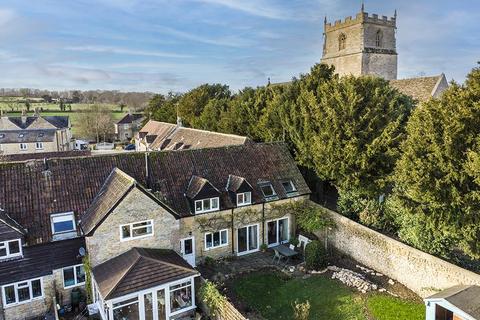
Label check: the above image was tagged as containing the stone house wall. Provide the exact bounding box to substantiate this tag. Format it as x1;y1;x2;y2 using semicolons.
314;204;480;297
181;196;305;262
1;275;55;320
52;268;86;307
0;141;58;155
85;187;180;267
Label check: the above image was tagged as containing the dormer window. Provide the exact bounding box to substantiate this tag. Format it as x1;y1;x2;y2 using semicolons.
51;212;77;240
237;192;251;206
282;180;296;194
194;197;219;214
0;239;22;260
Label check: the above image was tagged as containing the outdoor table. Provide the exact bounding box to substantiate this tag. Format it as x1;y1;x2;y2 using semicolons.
272;244;298;264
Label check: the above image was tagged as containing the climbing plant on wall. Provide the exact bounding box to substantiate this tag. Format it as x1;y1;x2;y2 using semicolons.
196;215;232;233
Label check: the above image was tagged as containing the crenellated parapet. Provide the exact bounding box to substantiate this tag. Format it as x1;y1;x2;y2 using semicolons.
325;11;396;32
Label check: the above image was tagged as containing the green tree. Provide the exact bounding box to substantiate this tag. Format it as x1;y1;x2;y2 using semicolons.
145;92;180;124
177;84;230;127
390;65;480;258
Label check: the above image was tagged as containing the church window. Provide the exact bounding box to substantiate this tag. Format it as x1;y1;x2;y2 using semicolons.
375;30;382;47
338;33;346;50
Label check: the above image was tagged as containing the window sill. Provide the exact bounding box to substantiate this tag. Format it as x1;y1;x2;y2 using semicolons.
194;208;220;215
3;296;44;308
120;234;154;242
64;282;86;290
205;243;229;251
236;202;252;207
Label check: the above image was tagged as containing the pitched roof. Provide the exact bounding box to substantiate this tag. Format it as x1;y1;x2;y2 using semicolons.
92;248;199;300
80;168;136;234
427;285;480;319
0;142;310;245
117;113;144;125
80;168;178;235
227;175;252;193
0;237;85;286
0;150;91;163
139;120;248;151
0;209;26;235
185;175;219;199
3;116;69;130
0;129;56;143
389;74;447;102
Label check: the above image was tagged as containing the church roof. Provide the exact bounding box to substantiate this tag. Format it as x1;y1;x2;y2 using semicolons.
389;74;447;103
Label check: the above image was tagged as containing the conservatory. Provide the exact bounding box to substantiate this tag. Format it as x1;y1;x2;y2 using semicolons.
91;248;199;320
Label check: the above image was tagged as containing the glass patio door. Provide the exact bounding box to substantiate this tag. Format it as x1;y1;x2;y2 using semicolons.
267;218;289;247
237;224;259;255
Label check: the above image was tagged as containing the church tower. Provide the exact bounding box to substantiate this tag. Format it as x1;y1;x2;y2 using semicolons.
320;5;398;80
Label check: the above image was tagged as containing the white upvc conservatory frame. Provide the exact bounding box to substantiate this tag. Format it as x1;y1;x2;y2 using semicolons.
93;275;197;320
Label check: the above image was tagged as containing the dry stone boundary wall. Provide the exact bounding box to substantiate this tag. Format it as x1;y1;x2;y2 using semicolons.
313;203;480;297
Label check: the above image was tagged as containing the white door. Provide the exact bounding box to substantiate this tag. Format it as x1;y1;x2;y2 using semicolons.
181;237;196;267
237;224;259;256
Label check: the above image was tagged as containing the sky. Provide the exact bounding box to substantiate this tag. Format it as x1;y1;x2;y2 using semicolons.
0;0;478;93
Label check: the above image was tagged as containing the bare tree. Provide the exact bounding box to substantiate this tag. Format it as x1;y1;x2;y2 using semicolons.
76;105;115;142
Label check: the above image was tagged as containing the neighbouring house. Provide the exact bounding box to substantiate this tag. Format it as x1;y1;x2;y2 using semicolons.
389;74;448;103
135;119;249;151
0;110;72;155
114;113;144;142
425;285;480;320
0;142;310;320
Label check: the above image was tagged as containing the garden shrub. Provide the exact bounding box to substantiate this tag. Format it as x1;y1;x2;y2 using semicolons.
305;240;328;270
199;281;226;318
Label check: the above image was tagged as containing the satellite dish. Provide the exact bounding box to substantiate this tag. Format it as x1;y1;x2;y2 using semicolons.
79;247;86;257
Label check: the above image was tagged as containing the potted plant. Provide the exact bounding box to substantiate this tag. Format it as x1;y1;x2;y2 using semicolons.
260;243;268;252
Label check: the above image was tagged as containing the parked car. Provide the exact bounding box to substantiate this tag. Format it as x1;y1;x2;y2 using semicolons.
124;144;136;151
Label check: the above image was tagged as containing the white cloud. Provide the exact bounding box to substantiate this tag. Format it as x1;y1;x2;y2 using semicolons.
0;8;15;27
154;25;254;47
64;45;193;58
193;0;291;20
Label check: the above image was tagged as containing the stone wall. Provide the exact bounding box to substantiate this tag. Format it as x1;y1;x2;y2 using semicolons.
314;204;480;297
182;197;302;262
86;187;180;267
1;275;55;320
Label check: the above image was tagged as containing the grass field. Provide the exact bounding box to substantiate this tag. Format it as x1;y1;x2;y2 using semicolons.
2;110;128;137
0;101;120;112
233;272;424;320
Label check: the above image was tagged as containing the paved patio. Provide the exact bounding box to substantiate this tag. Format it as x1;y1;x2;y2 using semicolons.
198;249;305;281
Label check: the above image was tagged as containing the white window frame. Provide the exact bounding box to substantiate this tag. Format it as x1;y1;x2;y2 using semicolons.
260;183;276;198
194;197;220;214
35;142;44;150
236;192;251;207
119;220;154;242
105;276;197;320
204;229;228;250
19;143;27;151
266;217;290;248
281;180;297;194
62;264;86;289
51;212;76;235
236;223;260;256
0;239;22;260
1;278;43;307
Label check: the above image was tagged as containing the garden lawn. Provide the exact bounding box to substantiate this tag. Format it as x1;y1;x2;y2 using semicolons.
232;272;424;320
